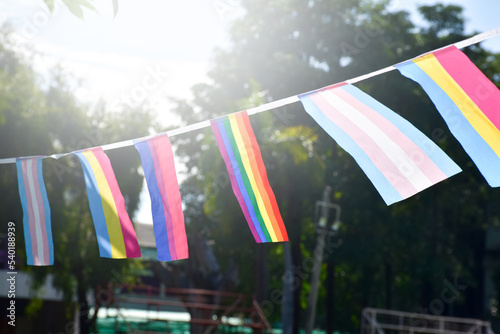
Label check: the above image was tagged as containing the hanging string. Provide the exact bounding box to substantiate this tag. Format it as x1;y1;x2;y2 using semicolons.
1;27;499;165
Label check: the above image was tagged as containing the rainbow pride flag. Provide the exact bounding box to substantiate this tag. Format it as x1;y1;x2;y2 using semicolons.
396;46;500;186
211;111;288;243
134;134;188;261
299;84;461;205
16;157;54;266
75;148;141;259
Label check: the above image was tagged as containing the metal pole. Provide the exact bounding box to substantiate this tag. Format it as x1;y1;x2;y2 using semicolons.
305;186;332;334
281;242;294;333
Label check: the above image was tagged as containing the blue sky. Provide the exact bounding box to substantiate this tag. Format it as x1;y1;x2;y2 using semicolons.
1;0;499;222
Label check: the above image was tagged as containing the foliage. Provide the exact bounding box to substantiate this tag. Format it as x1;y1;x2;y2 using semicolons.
42;0;119;19
170;0;500;332
0;31;151;333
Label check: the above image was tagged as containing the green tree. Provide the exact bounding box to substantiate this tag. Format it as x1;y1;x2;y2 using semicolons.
0;30;153;334
170;1;500;332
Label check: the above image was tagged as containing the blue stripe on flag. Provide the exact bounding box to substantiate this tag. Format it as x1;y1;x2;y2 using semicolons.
340;85;461;178
16;160;34;265
396;61;500;186
36;159;54;265
216;118;267;242
75;152;112;258
135;140;172;261
300;96;404;205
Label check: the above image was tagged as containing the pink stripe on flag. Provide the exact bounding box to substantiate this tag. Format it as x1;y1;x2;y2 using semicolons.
29;159;50;265
311;93;418;198
93;149;141;258
21;160;40;266
433;46;500;128
148;139;178;259
333;88;447;184
155;136;188;259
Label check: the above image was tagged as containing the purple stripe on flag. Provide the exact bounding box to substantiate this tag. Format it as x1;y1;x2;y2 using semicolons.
210;119;263;242
148;139;178;260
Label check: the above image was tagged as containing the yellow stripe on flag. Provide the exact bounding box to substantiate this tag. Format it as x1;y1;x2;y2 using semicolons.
228;114;278;242
415;54;500;158
82;151;127;258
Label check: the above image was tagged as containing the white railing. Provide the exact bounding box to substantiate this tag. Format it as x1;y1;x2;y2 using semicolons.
361;308;494;334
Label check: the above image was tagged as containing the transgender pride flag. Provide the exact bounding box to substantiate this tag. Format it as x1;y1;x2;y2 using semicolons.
16;157;54;265
299;84;461;205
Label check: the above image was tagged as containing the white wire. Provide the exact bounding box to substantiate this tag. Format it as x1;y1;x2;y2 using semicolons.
1;27;500;165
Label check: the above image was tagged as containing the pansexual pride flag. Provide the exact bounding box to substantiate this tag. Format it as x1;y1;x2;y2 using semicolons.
134;134;188;261
299;84;461;205
75;148;141;259
211;111;288;243
396;46;500;186
16;157;54;266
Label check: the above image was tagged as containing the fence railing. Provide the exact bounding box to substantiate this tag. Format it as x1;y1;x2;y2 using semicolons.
104;284;273;333
361;308;494;334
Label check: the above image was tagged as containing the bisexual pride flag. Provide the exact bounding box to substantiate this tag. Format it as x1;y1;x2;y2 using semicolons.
211;111;288;243
396;46;500;186
75;148;141;259
299;84;461;205
16;157;54;266
134;134;189;261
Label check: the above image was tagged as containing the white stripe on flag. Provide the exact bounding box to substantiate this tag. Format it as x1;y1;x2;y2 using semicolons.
26;159;44;264
320;90;433;191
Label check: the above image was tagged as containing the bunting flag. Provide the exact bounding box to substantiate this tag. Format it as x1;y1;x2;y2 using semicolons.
299;84;462;205
16;157;54;266
211;111;288;243
396;46;500;186
134;134;188;261
75;148;141;259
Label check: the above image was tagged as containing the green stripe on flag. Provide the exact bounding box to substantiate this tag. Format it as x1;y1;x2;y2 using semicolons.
222;117;271;241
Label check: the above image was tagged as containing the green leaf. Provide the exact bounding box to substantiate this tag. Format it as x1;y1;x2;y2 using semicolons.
112;0;119;17
78;0;97;12
61;0;97;19
44;0;55;12
61;0;84;18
